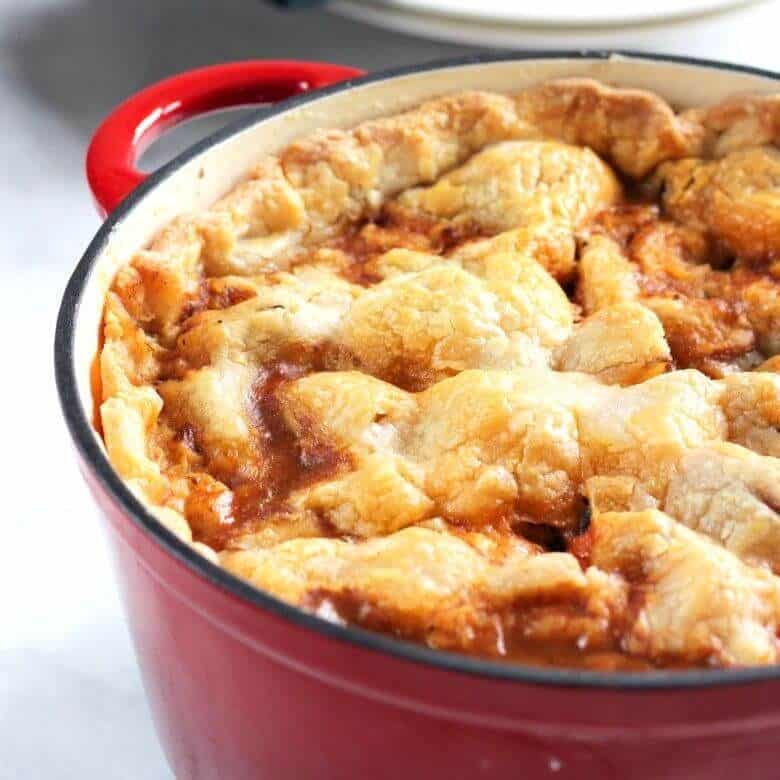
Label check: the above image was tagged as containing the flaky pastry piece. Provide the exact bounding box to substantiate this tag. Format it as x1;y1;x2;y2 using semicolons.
97;76;780;669
221;525;626;659
663;443;780;573
591;509;780;666
683;93;780;158
655;146;780;263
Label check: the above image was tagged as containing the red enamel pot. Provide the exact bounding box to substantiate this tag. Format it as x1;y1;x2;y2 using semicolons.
56;53;780;779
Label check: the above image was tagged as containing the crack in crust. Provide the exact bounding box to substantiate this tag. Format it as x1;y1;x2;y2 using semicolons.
98;78;780;670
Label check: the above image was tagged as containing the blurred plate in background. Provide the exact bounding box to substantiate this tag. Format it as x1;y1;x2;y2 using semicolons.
333;0;757;27
329;0;778;69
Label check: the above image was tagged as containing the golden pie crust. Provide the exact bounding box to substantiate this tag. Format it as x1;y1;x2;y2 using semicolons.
97;78;780;670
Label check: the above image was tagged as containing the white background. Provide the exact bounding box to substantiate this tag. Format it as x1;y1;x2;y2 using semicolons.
0;1;777;777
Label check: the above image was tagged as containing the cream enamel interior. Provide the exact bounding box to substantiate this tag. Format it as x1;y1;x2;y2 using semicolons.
73;55;780;454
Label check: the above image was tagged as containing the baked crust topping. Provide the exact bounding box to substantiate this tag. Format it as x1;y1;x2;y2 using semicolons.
97;78;780;670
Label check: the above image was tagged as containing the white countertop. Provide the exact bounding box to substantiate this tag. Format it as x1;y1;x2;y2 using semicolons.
1;1;777;777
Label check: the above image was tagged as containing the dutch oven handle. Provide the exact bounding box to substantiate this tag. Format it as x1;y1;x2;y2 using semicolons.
86;60;364;217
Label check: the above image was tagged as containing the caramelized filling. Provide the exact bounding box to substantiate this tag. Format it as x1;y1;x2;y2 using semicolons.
584;205;778;375
176;357;352;550
304;587;696;671
326;206;493;288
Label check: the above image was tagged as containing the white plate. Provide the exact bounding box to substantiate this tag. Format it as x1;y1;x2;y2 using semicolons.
329;0;779;70
335;0;757;28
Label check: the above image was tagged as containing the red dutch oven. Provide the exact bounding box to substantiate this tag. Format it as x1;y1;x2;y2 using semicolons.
56;53;780;779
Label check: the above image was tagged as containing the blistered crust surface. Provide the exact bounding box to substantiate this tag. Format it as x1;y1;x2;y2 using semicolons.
98;79;780;670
